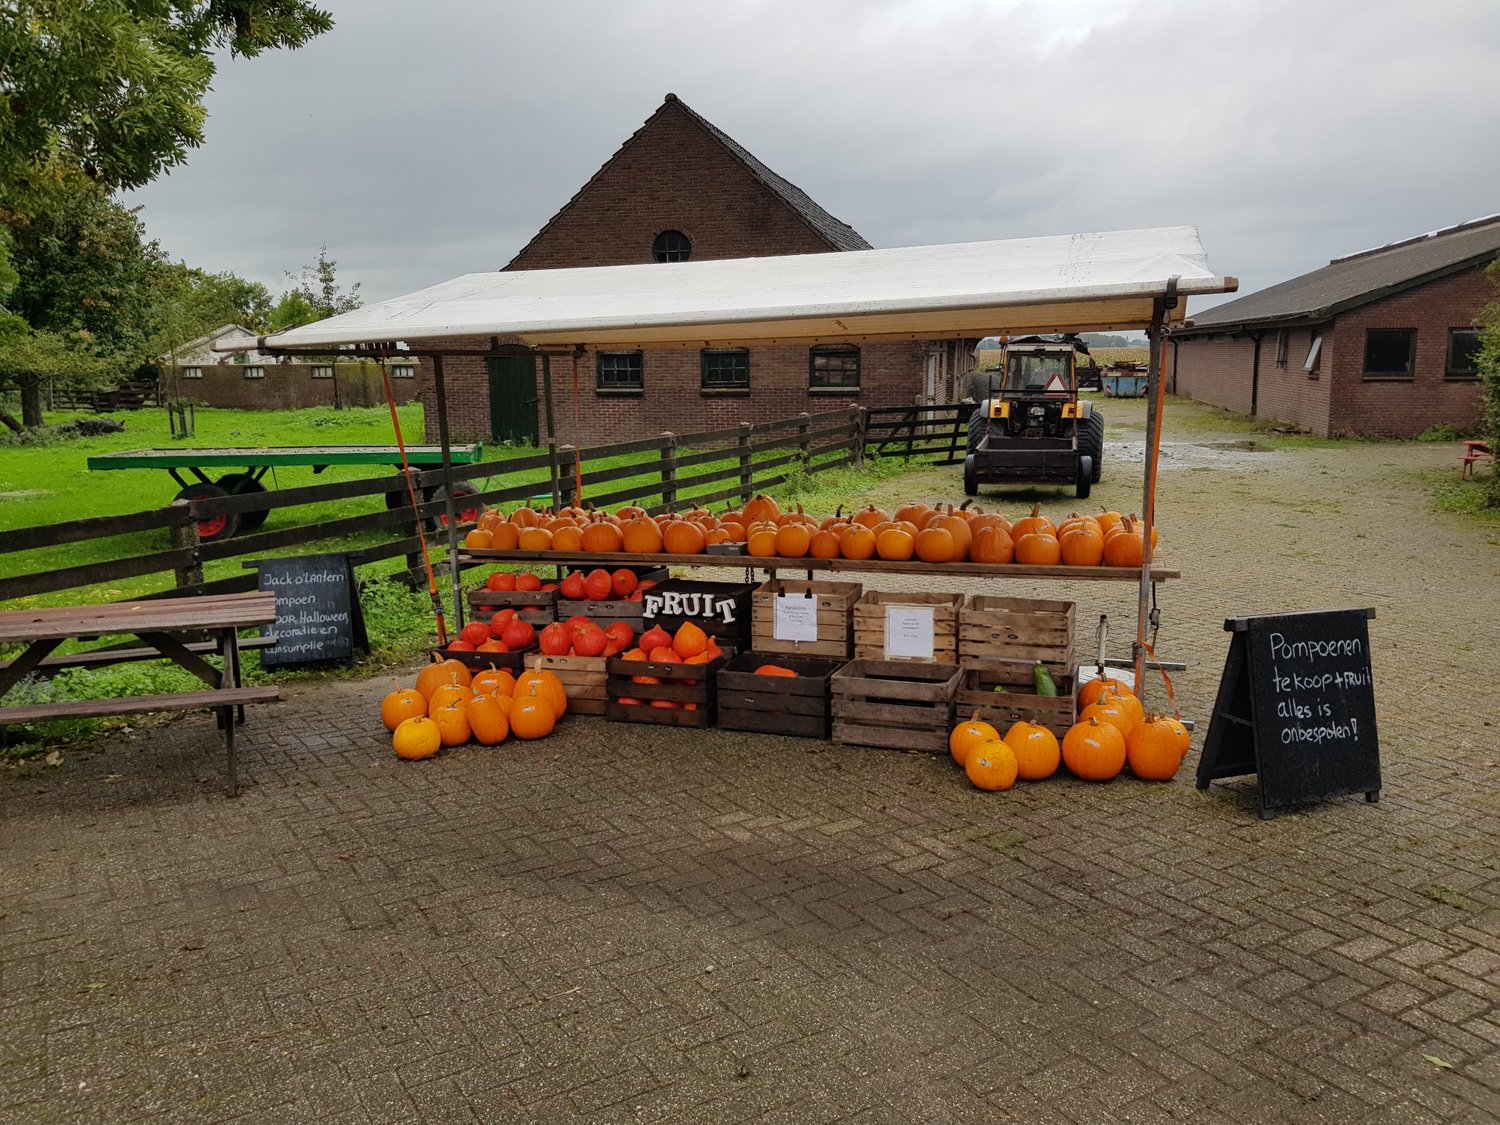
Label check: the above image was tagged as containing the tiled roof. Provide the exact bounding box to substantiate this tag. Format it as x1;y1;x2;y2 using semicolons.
1179;214;1500;334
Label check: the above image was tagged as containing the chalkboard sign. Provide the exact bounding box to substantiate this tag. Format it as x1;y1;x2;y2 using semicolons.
1198;608;1380;819
246;552;368;668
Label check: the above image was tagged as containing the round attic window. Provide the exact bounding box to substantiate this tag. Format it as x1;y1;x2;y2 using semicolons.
652;230;691;262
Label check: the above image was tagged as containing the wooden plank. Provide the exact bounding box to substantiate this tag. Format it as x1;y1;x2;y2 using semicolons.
0;506;182;557
0;547;199;603
0;686;281;725
718;706;828;739
0;592;277;642
832;720;948;753
0;636;275;673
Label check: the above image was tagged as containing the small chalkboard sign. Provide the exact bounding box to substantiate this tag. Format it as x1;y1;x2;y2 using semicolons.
1198;608;1380;819
246;552;369;668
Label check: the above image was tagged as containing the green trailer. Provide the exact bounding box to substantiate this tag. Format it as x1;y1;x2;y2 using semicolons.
87;445;486;541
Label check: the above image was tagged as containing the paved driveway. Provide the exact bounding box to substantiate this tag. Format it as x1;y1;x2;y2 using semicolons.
3;400;1497;1123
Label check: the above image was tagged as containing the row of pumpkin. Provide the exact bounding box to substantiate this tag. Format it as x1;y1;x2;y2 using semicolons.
463;495;1159;567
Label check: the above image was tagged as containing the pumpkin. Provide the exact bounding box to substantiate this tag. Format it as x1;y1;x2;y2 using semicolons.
466;693;510;746
471;666;516;697
1078;675;1133;710
774;523;812;558
611;569;639;598
486;571;517;593
746;526;777;557
509;684;556;739
491;522;521;550
914;526;956;563
381;680;427;731
1011;503;1056;542
1003;720;1061;780
500;618;535;651
673;621;709;660
393;715;442;760
426;676;473;716
754;664;798;677
464;529;493;549
617;504;647;521
949;714;1001;767
572;623;607;657
1014;530;1062;566
931;510;973;560
517;526;553;552
516;668;567;719
416;658;471;700
1126;714;1191;780
538;622;572;656
584;568;614;601
432;700;472;747
743;494;781;523
851;505;889;529
509;505;543;528
581;520;624;554
966;739;1019;791
839;524;877;560
662;519;706;555
648;645;679;664
894;502;930;525
1061;716;1126;781
515;573;542;592
1059;522;1105;566
875;527;915;561
1081;689;1142;738
970;525;1015;565
459;620;490;647
1102;518;1146;567
809;529;842;558
639;625;672;654
621;516;664;554
552;525;584;552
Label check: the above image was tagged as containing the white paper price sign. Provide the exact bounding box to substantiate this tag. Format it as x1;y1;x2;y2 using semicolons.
885;604;935;660
773;594;819;643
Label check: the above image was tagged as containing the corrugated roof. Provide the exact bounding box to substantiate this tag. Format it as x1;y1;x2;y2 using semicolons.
1178;214;1500;334
507;94;870;267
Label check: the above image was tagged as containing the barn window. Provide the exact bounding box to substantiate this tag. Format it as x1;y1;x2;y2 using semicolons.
1274;329;1288;367
653;230;692;262
1361;329;1415;378
701;349;749;391
809;345;861;391
243;366;264;380
389;364;416;379
597;352;644;392
1303;335;1322;377
1446;329;1481;378
181;366;202;380
310;364;334;379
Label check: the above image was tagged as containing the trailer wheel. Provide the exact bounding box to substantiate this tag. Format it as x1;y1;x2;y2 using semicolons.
430;482;484;530
963;454;979;497
1074;455;1094;500
1082;411;1105;483
214;474;268;531
385;468;424;512
175;482;240;542
967;402;989;453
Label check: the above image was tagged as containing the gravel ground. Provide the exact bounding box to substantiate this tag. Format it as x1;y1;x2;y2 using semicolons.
2;397;1497;1123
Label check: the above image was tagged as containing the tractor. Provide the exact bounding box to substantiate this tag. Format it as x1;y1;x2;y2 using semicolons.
963;334;1104;500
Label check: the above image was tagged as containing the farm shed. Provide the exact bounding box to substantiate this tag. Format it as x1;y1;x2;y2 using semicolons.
1167;215;1498;437
161;325;422;411
220;223;1236;682
432;94;976;448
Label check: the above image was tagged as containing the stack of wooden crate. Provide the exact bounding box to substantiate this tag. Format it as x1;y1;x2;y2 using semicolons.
956;595;1077;737
852;591;963;664
830;660;960;753
749;579;862;659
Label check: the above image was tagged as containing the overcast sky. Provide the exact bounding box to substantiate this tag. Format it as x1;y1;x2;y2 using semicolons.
124;0;1500;320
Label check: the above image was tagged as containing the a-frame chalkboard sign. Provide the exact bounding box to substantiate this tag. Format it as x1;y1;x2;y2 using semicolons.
245;552;369;668
1197;608;1380;819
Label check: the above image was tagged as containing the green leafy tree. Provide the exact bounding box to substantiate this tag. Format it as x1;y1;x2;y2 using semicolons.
0;1;334;200
1475;259;1500;506
274;243;362;327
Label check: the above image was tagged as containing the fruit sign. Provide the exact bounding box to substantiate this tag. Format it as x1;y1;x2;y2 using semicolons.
641;589;740;623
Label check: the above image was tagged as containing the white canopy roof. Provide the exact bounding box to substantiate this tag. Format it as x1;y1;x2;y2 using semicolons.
231;226;1236;353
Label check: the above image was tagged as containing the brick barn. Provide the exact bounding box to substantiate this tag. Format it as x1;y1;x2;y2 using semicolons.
1167;215;1498;437
426;94;975;447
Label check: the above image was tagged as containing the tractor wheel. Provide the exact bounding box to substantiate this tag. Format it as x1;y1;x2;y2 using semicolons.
967;402;989;454
175;482;240;543
1082;410;1104;483
385;468;424;512
963;454;979;498
1075;455;1094;500
214;474;268;531
430;481;484;532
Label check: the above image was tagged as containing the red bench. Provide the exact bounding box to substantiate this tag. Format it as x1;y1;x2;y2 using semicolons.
1461;440;1493;480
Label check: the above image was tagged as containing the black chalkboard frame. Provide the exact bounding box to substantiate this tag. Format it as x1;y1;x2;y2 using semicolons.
1198;607;1380;820
245;552;369;669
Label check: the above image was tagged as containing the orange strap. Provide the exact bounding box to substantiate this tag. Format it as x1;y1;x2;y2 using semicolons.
571;349;583;506
1139;638;1180;721
378;353;447;645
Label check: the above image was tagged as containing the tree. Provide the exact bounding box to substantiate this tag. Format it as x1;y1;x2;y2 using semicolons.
274;243;362;327
1475;259;1500;506
0;2;334;201
0;324;115;430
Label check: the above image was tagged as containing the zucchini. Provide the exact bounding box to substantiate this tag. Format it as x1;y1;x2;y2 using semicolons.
1033;662;1058;697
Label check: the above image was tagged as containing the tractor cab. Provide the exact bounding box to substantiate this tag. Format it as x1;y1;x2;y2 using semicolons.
986;342;1083;440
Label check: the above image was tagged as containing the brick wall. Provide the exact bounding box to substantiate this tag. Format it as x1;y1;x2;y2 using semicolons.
1249;325;1333;435
424;341;929;447
1326;264;1488;437
1168;335;1257;415
170;359;422;411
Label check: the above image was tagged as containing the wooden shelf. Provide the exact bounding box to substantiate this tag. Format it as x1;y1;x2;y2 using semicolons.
459;549;1178;583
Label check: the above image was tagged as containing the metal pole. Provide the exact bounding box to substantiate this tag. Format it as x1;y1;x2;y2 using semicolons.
430;354;465;630
542;352;561;507
1134;278;1178;690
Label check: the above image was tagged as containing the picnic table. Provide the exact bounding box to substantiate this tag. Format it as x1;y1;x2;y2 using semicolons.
0;592;282;794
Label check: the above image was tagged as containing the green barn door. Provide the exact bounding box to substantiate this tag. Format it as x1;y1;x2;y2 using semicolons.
486;354;538;445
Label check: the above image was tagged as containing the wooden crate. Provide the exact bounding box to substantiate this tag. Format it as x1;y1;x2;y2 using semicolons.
641;580;756;652
467;587;556;627
555;596;643;631
432;643;535;672
830;660;959;753
852;591;963;664
958;595;1074;664
526;652;606;715
716;652;844;739
750;579;863;659
957;658;1076;740
605;652;727;728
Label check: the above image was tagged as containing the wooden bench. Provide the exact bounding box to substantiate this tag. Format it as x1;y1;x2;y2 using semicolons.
0;687;282;794
0;635;277;673
1461;440;1493;480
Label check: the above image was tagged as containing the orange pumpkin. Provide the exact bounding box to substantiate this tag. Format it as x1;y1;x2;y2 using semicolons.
774;523;812;558
490;522;521;550
466;693;510;746
1059;523;1105;566
1126;714;1191;780
662;519;706;555
746;526;778;557
381;680;427;731
1102;518;1147;567
913;526;956;563
516;668;567;719
966;739;1019;791
621;516;664;554
851;505;889;529
838;524;877;560
1011;503;1056;542
471;666;517;697
416;658;471;701
1014;530;1062;566
809;529;842;558
1078;675;1133;710
949;714;1001;767
432;700;471;747
1003;720;1061;780
517;526;553;552
464;529;494;550
581;520;624;554
743;494;781;523
753;664;798;677
1061;716;1126;781
426;677;473;717
673;621;709;660
552;525;584;552
393;715;442;760
1082;689;1143;737
930;510;972;560
970;525;1015;565
509;684;556;739
875;527;915;561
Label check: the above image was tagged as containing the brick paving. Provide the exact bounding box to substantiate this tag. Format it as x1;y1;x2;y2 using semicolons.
2;401;1498;1123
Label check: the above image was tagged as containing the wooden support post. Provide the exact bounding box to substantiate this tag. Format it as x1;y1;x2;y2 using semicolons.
431;354;465;630
660;433;678;511
798;412;812;471
852;407;867;467
557;446;576;510
168;500;203;589
738;422;754;502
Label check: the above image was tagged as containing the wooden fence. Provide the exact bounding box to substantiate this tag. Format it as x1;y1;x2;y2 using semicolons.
0;407;871;610
864;404;975;465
